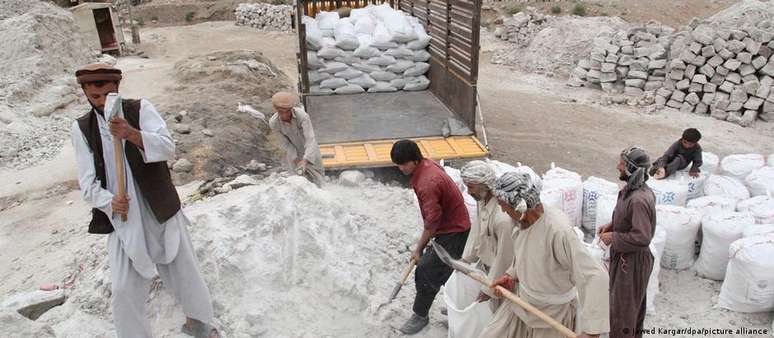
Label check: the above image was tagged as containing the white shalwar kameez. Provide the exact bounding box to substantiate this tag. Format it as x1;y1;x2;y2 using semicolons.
71;99;214;338
269;107;325;185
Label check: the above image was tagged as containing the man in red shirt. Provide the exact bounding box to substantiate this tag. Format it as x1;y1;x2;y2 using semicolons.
390;139;471;334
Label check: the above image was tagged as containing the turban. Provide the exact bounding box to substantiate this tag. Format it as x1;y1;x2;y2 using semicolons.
460;160;496;191
621;146;650;190
272;91;299;109
494;171;542;212
75;63;122;84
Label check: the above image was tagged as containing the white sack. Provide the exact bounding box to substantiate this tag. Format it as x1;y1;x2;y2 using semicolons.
658;205;702;270
745;166;774;196
319;78;348;89
386;60;415;73
718;234;774;313
307;70;331;85
386;46;415;59
351;62;381;73
581;176;620;232
413;49;432;62
309;85;333;95
304;17;324;51
356;34;373;48
371;71;398;81
646;223;668;314
443;271;494;338
594;193;618;230
681;151;719;175
669;171;708;200
407;22;432;50
484;159;540;181
318;47;343;59
404;75;430;91
704;175;751;201
349;7;371;21
307;52;325;69
354;15;376;35
383;12;416;42
695;211;756;280
334;20;359;50
335;37;359;51
737;196;774;224
367;55;398;66
348;74;377;88
319;62;348;74
321;37;336;48
368;82;398;92
353;46;380;58
389;78;406;90
316;11;340;31
334;54;361;64
686;195;738;216
334;84;365;94
720;154;766;180
743;224;774;238
541;166;584;228
404;62;431;77
769;153;774;167
647;179;689;206
334;68;364;80
373;22;394;45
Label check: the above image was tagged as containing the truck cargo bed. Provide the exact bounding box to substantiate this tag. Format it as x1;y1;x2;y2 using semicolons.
307;91;468;144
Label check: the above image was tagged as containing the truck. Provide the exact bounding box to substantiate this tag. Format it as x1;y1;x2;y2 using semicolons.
294;0;488;170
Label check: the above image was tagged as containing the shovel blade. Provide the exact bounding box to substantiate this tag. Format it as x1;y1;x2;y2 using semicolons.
431;240;476;275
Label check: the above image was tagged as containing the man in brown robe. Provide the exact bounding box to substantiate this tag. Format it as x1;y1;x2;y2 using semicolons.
598;146;656;338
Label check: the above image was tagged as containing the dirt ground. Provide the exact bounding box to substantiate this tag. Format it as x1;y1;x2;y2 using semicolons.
493;0;738;28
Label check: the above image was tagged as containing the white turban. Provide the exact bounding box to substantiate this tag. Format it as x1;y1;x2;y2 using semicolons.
460;160;496;191
494;171;542;211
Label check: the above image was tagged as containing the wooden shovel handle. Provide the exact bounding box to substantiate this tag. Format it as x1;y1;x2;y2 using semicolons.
113;138;127;222
465;272;577;338
399;258;417;285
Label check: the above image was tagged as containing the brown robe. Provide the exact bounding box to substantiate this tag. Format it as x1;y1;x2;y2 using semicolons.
609;186;656;338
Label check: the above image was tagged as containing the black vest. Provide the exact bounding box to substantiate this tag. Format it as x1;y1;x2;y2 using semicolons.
76;99;181;234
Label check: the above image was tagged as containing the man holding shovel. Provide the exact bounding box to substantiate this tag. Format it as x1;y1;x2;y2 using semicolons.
479;172;609;338
390;139;470;334
71;63;219;338
268;91;325;186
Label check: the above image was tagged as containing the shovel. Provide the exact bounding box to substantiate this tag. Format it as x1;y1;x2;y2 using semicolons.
431;240;577;338
377;258;417;310
105;93;128;222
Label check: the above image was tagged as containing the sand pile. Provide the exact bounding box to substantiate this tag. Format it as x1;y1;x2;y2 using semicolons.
0;0;92;169
37;174;444;337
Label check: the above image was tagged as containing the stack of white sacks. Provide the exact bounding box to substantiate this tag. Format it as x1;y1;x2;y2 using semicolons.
303;4;432;95
442;152;774;317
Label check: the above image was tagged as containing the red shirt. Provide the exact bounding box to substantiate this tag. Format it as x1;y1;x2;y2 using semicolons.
410;159;471;234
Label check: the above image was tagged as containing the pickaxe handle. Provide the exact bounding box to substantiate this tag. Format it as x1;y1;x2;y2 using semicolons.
113;138;127;222
465;272;577;338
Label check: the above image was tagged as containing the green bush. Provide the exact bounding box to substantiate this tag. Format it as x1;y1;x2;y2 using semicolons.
185;11;195;22
507;4;522;15
550;5;561;14
572;3;586;16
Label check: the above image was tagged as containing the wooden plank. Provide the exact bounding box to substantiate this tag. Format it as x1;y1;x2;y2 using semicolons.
449;0;474;10
364;143;378;160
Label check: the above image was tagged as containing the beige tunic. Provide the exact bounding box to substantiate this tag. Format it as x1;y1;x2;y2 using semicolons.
480;206;610;338
269;107;324;185
465;196;516;300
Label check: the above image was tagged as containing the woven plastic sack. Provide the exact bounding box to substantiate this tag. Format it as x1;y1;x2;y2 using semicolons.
348;74;376;89
334;68;364;80
669;171;708;201
407;22;431;50
721;154;766;180
704;175;751;201
319;78;347;89
389;78;406;90
594;193;618;230
687;195;738;216
718;234;774;312
309;85;333;95
307;70;330;85
541;165;584;228
745;167;774;196
442;271;494;338
334;84;365;94
318;47;343;59
386;60;415;73
386;46;415;59
368;81;398;93
646;223;667;314
647;179;689;206
743;224;774;238
319;62;348;74
316;11;339;31
658;205;702;270
404;75;430;91
413;49;431;62
581;176;619;232
353;46;379;59
370;71;398;82
404;62;430;77
695;211;756;280
304;16;324;51
367;55;398;67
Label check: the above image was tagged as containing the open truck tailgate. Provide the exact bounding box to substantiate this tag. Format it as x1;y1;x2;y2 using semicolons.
320;136;487;170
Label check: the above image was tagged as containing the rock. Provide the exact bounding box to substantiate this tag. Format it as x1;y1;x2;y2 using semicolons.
601;63;616;73
245;160;267;172
648;59;667;69
692;74;708;84
676;79;691;90
702;92;716;105
0;310;55;337
339;170;367;187
670;59;687;70
743;37;761;54
740;110;758;127
761;62;774;77
625;79;646;89
718;48;734;60
599;72;617;83
752;56;768;70
201;129;214;137
685;65;697;79
736;52;752;64
0;290;65;320
225;175;259;190
695;102;709;114
174;110;188;122
172;159;193;173
223;166;240;177
711;107;729;120
701;45;716;57
726;72;742;85
699;64;715;78
727;39;746;53
174;124;191;134
719;81;734;93
707;55;724;68
628;70;648;80
668;69;684;80
723;58;741;71
680;102;695;113
726;111;743;123
671;90;686;102
704;83;717;93
744;97;764;110
685;92;701;105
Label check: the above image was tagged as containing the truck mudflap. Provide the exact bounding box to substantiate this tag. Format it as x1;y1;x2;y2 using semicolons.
320;135;488;170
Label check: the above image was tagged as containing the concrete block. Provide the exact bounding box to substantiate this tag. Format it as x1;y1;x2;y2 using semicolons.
685;92;701;105
695;102;709;114
648;59;667;69
719;81;735;93
689;83;704;92
701;45;716;57
759;46;772;59
710;73;725;85
716;65;730;76
742;74;758;83
711;107;729;120
666;99;682;109
652;69;667;77
726;111;743;123
629;70;648;80
712;38;727;52
743;37;761;54
727;39;746;53
723;58;742;71
739;64;755;77
675;79;691;90
718;48;734;60
625;79;646;88
744;96;764;110
689;41;703;54
743;80;760;95
727;101;744;112
763;100;774;113
671;90;686;102
656;87;672;98
699;64;715;78
690;55;706;67
670;59;687;70
600;72;618;83
752;56;768;70
740;110;758;127
726;72;742;84
624;86;644;96
655;95;667;106
680;101;695;113
715;98;730;110
692;74;708;84
761;62;774;77
692;26;715;45
644;81;663;91
715;92;730;104
702;92;716;105
756;83;772;99
663;79;676;90
704;83;718;93
601;62;616;73
680;50;697;63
